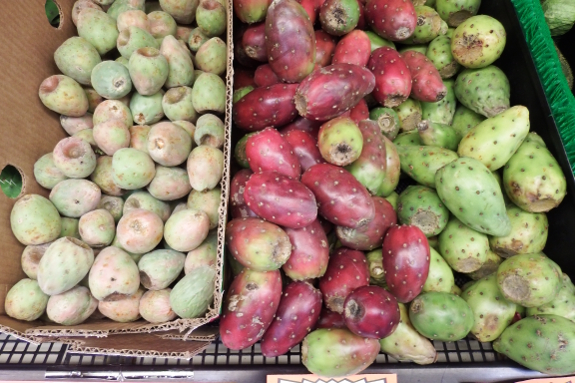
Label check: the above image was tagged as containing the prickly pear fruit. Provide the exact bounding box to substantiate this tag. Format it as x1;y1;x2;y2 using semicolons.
77;9;119;55
184;229;217;273
265;0;315;82
452;106;484;142
379;302;437;364
336;197;397;251
497;253;562;308
107;0;145;20
404;6;448;44
244;171;318;228
170;265;216;318
417;120;458;150
89;246;140;301
281;116;322;137
242;23;267;63
366;249;387;287
377;136;401;197
435;157;511;236
46;286;98;325
99;287;144;322
438;216;488;273
409;291;474;341
139;289;177;323
365;0;417;41
454;66;510;118
147;121;192;166
253;65;280;87
160;0;199;24
245;127;301;178
489;206;548;258
196;0;227;37
52;136;97;179
5;279;49;321
426;35;460;78
188;27;209;52
60;217;81;239
462;273;518;342
317;306;346;329
50;179;101;218
283;130;325;172
186;188;221;229
116;10;149;32
468;250;502;280
21;243;51;280
160;36;195;88
93;99;133;127
318;116;364;167
319;0;360;36
332;30;370;67
422;247;454;293
343;285;400;338
124;191;170;222
282;220;329;280
117;26;158;60
148;165;193;201
55;37;102;86
220;269;283;349
302;164;375;229
435;0;480;27
130;92;164;126
93;119;131;155
302;328;380;377
421;78;456;125
503;132;567;213
78;209;115;247
393;98;422;131
402;51;447;102
187;145;224;191
234;84;299;131
368;47;412;108
33;153;66;191
527;274;575;322
319;248;370;313
129;47;169;95
370;107;400;140
314;30;337;68
10;194;61;246
397;145;458;188
164;209;210;252
39;75;89;117
365;31;396;51
382;225;430;303
148;11;178;39
452;15;506;69
261;281;322;357
397;185;449;237
72;0;103;26
116;209;164;254
112;148;156;189
98;196;124;223
493;314;575;375
138;249;185;290
230;169;258;219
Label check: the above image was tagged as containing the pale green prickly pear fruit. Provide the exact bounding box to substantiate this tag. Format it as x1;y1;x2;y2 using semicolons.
403;6;448;44
128;47;169;96
435;0;481;27
77;9;119;55
196;0;227;38
393;130;422;147
454;65;510;118
112;148;156;189
191;72;226;113
426;35;460;79
162;86;198;122
124;191;171;222
195;37;227;76
147;166;192;202
107;0;145;20
117;26;159;59
148;11;178;39
4;279;49;321
160;0;200;24
393;98;422;132
139;289;177;323
46;285;98;325
10;194;62;246
417;120;458;151
527;273;575;322
91;61;133;100
160;35;195;88
451;104;485;141
398;145;459;188
138;249;185;290
194;114;225;148
397;185;450;237
34;153;67;190
39;75;89;117
50;179;101;218
188;27;210;52
130;91;165;125
169;265;216;318
467;250;502;281
422;247;454;293
54;37;102;85
421;79;456;125
89;246;141;301
438;216;489;273
452;15;506;69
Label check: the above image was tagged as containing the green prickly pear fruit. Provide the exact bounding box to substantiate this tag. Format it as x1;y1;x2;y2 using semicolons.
376;136;401;198
37;237;95;295
196;0;227;37
458;106;530;171
468;250;503;280
21;243;51;280
79;209;116;247
160;0;200;24
107;0;145;20
435;157;511;236
112;148;156;189
130;91;165;125
427;235;439;251
421;79;456;125
503;132;567;213
139;289;177;323
451;104;485;141
398;145;459;188
54;37;102;86
170;265;216;318
129;47;169;96
160;35;195;88
489;205;548;258
454;65;510;118
91;156;124;197
50;179;101;218
187;188;221;229
93;119;131;155
60;114;93;135
147;165;192;201
138;249;185;290
319;0;360;36
195;37;226;76
93;99;133;127
493;314;575;375
148;11;178;39
398;45;428;55
164;209;210;252
129;125;151;153
162;87;198;122
4;279;49;321
435;0;481;27
184;230;218;274
77;9;119;55
10;194;61;246
426;35;461;79
70;130;95;151
462;273;517;342
302;328;380;377
452;15;506;69
409;291;474;341
393;98;422;132
117;26;159;59
34;153;67;190
497;253;562;307
191;72;226;113
417;120;458;151
98;196;124;223
39;75;89;117
370;107;400;140
84;87;104;113
124;191;171;222
233;134;252;169
46;286;98;325
195;114;225;148
89;246;141;301
526;274;575;322
188;27;210;52
393;130;422;147
404;6;448;44
397;185;450;237
366;249;387;287
116;10;149;32
72;0;103;26
451;284;462;296
60;217;80;239
52;137;97;179
365;31;396;51
344;120;383;193
148;121;193;166
422;247;454;293
438;216;489;273
379;303;437;364
99;287;144;322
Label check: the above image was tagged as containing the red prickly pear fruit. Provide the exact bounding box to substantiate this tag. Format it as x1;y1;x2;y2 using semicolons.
265;0;316;83
343;285;400;338
233;84;299;131
220;269;283;350
314;30;338;68
282;219;330;280
235;39;261;69
297;0;319;24
230;169;259;219
319;247;370;313
356;0;367;30
283;130;325;171
234;68;256;90
332;30;371;67
244;171;318;228
295;64;376;121
365;0;417;41
348;98;370;124
368;47;412;108
302;163;375;228
261;281;323;357
402;51;447;103
254;64;281;87
337;197;397;251
382;225;430;303
234;0;272;24
319;216;334;234
317;306;347;328
246;127;302;178
226;217;292;271
242;23;267;63
280;116;322;137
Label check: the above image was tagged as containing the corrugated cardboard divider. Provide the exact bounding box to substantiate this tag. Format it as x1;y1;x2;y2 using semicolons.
0;0;233;350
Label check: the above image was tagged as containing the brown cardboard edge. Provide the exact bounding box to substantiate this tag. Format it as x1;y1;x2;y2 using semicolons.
0;324;42;345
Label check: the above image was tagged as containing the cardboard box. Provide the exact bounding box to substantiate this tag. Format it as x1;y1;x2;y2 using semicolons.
0;0;233;356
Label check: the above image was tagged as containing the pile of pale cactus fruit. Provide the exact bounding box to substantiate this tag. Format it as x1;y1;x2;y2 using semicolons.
5;0;228;326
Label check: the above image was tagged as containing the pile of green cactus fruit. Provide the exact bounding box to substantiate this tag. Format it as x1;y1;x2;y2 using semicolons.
5;0;229;326
228;0;575;377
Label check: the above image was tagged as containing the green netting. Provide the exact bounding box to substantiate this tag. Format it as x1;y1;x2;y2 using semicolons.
511;0;575;175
